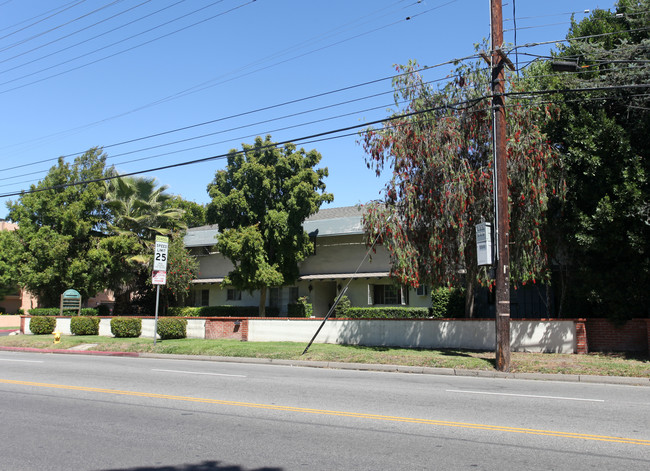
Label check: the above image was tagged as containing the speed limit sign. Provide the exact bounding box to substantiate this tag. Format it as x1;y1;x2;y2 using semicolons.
153;235;169;272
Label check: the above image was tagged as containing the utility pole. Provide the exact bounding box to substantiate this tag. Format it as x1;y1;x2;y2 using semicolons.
491;0;511;371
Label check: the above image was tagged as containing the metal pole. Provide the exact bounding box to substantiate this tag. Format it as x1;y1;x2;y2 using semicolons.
491;0;511;371
154;284;160;346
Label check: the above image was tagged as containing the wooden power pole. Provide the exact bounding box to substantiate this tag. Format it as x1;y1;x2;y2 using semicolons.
491;0;511;371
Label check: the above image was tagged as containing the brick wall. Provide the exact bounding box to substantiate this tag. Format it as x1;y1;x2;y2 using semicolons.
205;318;248;341
574;320;588;354
585;318;649;353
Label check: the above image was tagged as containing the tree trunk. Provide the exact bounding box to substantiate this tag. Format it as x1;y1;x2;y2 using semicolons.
258;285;267;317
464;277;476;318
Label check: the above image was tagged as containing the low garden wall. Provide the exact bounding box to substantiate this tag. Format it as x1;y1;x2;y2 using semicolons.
21;316;585;353
0;315;21;328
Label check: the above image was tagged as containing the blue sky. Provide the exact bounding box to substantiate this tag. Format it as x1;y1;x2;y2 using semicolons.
0;0;616;220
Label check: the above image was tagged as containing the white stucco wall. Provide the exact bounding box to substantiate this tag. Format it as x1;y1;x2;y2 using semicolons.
248;319;578;353
23;317;578;353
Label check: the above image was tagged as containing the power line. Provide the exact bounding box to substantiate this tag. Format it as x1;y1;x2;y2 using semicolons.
3;80;648;198
0;0;156;70
0;0;252;93
0;54;479;172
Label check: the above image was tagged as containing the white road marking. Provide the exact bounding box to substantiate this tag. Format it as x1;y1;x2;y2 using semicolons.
152;368;246;378
446;389;605;402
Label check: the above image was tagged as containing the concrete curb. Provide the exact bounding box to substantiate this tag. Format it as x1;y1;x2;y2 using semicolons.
1;346;649;386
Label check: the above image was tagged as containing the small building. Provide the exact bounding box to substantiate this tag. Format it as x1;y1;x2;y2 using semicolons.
184;206;431;315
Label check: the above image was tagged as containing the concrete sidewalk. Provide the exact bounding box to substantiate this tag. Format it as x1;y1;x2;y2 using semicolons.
1;345;648;386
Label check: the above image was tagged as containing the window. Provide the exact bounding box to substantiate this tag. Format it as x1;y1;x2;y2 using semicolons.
289;286;299;303
368;284;408;305
269;287;280;308
195;289;209;307
227;289;242;301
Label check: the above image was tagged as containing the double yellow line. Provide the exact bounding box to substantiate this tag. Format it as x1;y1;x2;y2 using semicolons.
2;378;649;447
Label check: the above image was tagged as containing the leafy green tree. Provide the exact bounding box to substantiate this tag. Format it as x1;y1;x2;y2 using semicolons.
206;135;333;316
6;148;112;306
361;59;563;316
531;1;650;319
167;196;206;228
164;234;200;307
0;229;20;301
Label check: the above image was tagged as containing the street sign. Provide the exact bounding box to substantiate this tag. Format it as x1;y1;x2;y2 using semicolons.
152;270;167;285
153;235;169;272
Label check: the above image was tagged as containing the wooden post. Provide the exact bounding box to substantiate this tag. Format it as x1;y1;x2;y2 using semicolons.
491;0;511;371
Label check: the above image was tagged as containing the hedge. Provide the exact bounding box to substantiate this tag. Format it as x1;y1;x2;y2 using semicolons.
29;316;56;334
70;316;100;335
342;307;432;319
111;318;142;338
157;318;187;339
430;287;465;318
166;306;280;317
28;307;99;317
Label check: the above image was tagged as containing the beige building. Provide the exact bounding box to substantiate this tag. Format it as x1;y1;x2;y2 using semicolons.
184;206;431;316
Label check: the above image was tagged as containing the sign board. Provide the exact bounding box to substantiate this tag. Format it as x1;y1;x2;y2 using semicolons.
60;289;82;316
152;270;167;285
153;235;169;272
476;222;493;266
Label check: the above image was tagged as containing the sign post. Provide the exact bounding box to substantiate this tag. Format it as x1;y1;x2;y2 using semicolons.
152;235;169;345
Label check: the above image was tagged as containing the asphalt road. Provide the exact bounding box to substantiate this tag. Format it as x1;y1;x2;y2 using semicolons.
0;351;649;471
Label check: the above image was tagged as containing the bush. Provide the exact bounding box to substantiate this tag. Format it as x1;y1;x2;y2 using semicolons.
28;308;60;316
79;308;98;317
29;316;56;334
343;307;431;319
333;295;351;318
70;316;100;335
157;318;187;340
111;318;142;338
287;297;313;318
431;287;466;318
166;305;279;317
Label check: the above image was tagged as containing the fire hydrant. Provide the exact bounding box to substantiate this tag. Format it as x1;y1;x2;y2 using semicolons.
53;331;61;344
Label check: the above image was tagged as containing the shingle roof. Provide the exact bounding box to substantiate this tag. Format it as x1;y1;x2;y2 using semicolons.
184;206;366;247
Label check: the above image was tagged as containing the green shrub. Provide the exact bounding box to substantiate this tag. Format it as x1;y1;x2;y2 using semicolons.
111;318;142;338
29;316;56;334
167;307;201;317
287;297;313;318
333;295;351;318
343;307;431;319
431;287;466;318
70;316;100;335
166;305;279;317
28;308;60;316
157;318;187;339
79;308;98;317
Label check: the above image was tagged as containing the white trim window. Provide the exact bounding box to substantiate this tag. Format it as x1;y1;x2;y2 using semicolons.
368;284;408;305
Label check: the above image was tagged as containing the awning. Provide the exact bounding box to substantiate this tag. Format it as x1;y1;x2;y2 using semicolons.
298;272;389;281
191;278;224;284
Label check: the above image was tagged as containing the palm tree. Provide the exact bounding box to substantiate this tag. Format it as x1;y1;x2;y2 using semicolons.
103;176;187;313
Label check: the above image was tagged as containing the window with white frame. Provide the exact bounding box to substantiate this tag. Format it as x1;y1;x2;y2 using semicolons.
368;284;408;305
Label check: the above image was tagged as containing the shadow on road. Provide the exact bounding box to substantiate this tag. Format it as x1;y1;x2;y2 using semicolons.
101;461;283;471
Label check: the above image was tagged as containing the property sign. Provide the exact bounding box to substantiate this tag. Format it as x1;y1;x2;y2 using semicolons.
153;235;169;271
152;270;167;285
